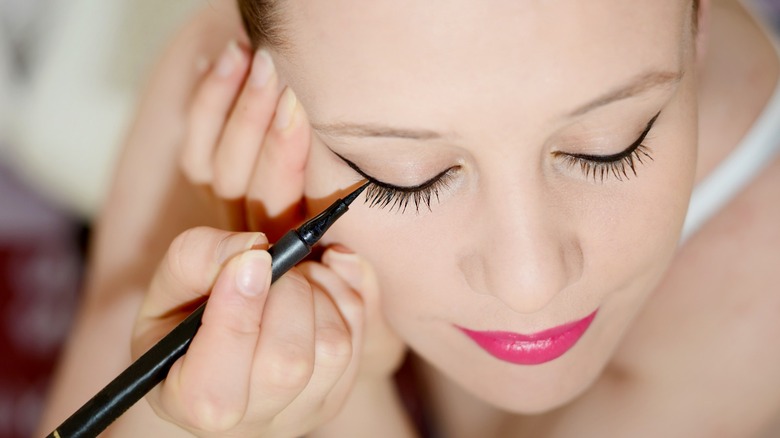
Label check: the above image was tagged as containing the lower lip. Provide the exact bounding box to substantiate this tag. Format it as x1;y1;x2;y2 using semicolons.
458;310;598;365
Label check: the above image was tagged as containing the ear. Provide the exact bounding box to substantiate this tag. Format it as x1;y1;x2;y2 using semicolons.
695;0;711;64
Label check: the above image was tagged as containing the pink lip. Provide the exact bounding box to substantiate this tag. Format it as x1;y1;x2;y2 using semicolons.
458;310;598;365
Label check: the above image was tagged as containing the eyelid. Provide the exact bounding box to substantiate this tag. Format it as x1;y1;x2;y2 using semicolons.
333;152;455;191
555;111;661;162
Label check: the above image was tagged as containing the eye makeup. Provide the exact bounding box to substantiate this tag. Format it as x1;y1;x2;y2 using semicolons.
555;111;661;182
330;111;663;214
334;152;457;213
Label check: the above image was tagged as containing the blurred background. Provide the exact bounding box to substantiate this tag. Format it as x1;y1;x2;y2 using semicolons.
0;1;200;436
0;1;778;437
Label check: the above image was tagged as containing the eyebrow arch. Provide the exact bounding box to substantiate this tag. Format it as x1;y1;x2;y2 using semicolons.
311;121;446;141
567;70;683;117
311;69;683;140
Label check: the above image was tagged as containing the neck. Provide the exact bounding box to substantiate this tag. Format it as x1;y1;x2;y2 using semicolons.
695;0;780;184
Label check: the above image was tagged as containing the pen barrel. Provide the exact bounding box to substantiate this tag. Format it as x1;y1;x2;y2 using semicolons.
267;230;311;282
49;302;205;438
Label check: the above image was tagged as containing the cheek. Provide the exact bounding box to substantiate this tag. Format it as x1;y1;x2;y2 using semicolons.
579;89;698;297
326;198;467;310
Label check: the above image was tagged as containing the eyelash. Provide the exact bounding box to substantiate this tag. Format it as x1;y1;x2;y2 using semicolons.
363;169;456;213
556;111;660;182
337;112;661;213
334;152;456;213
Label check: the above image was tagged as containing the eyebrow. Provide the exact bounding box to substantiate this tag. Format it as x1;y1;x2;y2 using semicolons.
311;69;683;140
311;122;445;141
566;70;683;117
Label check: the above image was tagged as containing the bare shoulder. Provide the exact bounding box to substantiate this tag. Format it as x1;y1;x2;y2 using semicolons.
608;153;780;437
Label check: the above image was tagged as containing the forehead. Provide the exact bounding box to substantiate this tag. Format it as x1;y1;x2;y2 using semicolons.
276;0;690;127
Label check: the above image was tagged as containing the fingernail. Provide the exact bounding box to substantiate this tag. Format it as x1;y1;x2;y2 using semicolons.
251;233;268;250
215;40;242;78
249;49;275;89
236;250;271;296
273;87;297;130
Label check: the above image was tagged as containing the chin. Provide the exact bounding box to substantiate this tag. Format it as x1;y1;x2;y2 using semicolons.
476;371;600;415
436;344;614;416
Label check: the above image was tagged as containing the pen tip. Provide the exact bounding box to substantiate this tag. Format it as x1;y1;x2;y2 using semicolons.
342;181;369;206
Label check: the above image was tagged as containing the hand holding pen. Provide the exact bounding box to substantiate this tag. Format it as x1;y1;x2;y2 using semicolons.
47;43;405;437
134;44;369;437
128;194;367;438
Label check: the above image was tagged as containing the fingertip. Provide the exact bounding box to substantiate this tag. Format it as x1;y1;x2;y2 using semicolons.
248;48;276;89
180;148;213;186
214;39;249;78
272;87;298;132
211;169;244;200
183;41;251;189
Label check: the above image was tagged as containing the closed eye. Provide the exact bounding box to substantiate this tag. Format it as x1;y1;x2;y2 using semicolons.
334;153;456;213
555;111;660;181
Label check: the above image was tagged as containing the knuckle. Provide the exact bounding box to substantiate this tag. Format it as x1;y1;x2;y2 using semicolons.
315;325;353;368
166;227;218;281
170;226;211;253
189;398;243;433
305;262;365;325
180;387;243;433
211;168;243;200
169;227;211;261
277;268;313;296
179;149;207;185
210;174;234;199
148;389;178;425
261;133;288;164
216;306;263;336
232;97;266;125
190;84;228;118
263;340;315;392
337;292;364;325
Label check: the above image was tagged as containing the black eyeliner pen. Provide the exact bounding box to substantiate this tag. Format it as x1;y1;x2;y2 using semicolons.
48;183;368;438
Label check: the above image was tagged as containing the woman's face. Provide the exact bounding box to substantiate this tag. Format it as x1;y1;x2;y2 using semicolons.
273;0;699;412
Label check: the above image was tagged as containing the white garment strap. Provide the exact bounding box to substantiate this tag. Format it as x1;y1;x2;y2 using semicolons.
681;73;780;242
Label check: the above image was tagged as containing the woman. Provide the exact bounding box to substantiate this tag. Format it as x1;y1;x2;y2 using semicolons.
38;0;780;436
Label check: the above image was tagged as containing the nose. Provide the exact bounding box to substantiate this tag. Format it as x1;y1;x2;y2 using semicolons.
459;181;581;314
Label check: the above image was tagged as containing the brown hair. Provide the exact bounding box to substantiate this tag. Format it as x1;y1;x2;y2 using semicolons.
237;0;287;50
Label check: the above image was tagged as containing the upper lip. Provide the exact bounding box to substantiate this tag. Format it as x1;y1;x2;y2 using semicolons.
463;314;594;341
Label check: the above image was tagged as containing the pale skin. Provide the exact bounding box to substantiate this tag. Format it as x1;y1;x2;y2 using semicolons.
37;0;780;437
